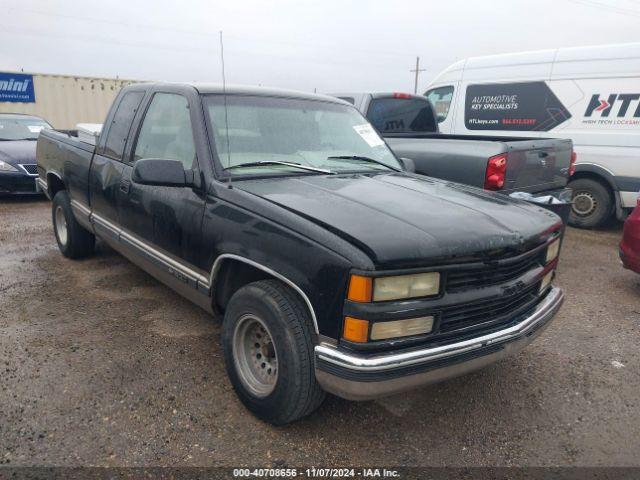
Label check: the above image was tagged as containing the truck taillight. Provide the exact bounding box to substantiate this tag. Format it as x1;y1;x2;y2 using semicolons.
569;151;577;176
484;153;508;190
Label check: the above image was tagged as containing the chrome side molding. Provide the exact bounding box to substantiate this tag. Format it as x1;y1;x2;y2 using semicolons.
86;213;319;334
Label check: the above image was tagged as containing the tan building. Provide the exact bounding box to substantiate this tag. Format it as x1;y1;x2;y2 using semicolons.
0;72;138;129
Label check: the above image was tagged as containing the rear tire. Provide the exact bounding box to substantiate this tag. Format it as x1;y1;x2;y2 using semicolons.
568;178;613;228
222;279;325;425
52;191;95;259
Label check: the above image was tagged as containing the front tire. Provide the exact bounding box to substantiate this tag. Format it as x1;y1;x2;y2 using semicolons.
568;178;613;228
222;279;325;425
52;191;95;259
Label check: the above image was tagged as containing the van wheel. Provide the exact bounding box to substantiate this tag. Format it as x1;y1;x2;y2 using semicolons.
222;279;325;425
568;178;613;228
52;191;95;258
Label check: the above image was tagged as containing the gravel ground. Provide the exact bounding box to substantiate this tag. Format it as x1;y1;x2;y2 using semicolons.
1;197;639;467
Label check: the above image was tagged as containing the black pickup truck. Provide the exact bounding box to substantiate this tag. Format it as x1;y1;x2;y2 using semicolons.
332;92;574;209
37;83;565;424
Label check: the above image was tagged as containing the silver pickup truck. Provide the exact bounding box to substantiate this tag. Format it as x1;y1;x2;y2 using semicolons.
332;92;574;217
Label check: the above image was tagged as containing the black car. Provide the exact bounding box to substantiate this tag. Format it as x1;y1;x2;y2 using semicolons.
0;113;51;195
36;83;565;425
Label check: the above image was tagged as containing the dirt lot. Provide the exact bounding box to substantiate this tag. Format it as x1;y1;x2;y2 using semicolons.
1;197;639;467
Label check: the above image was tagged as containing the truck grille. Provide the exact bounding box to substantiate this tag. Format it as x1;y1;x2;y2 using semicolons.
438;283;541;336
446;249;544;292
20;164;38;176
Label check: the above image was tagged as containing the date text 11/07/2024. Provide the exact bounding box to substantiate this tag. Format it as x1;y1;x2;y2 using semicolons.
232;468;400;478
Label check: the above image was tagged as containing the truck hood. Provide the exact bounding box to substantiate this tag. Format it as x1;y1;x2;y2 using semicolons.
0;140;37;165
236;172;561;268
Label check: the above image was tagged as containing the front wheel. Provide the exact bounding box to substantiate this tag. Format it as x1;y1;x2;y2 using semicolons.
568;178;613;228
222;279;325;425
52;191;95;259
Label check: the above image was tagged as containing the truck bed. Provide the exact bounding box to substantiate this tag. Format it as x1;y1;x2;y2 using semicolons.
385;134;573;194
37;129;96;206
332;91;573;196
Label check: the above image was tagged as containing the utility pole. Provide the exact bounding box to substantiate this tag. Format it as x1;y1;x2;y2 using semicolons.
410;56;426;94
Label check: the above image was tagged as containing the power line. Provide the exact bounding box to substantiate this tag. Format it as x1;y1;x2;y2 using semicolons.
6;7;429;60
567;0;640;17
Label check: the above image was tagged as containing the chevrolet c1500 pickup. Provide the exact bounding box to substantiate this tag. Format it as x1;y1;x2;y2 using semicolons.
37;83;565;425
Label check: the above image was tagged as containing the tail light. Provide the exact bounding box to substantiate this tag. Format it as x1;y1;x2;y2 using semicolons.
484;153;508;190
569;151;577;176
392;92;412;99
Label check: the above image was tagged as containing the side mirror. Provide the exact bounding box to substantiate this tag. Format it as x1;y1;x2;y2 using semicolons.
132;159;194;187
398;157;416;173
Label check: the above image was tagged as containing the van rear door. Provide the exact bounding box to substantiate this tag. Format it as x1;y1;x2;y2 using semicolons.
502;138;573;194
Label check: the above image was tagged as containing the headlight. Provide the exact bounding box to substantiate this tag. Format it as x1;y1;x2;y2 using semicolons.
545;239;560;264
342;315;434;342
370;316;434;340
374;272;441;301
0;160;19;172
348;272;441;302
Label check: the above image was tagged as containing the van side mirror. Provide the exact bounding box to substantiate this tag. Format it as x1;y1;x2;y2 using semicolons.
398;157;416;173
132;159;195;187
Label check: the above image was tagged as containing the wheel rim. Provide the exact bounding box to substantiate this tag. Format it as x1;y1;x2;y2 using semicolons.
232;314;278;398
55;205;68;246
572;191;597;217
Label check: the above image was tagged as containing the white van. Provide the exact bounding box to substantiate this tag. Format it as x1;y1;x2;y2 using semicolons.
425;43;640;227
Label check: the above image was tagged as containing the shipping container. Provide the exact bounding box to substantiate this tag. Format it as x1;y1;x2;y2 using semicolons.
0;72;139;129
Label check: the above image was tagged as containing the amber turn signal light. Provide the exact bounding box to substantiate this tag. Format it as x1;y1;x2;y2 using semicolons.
347;275;372;303
343;317;369;343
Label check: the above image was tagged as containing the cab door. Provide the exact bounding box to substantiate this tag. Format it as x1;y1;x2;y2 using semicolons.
117;90;207;281
89;89;145;243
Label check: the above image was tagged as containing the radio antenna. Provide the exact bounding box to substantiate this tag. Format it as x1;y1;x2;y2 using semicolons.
219;30;233;185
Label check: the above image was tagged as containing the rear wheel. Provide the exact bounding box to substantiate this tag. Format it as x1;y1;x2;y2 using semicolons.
52;191;95;258
568;178;613;228
222;279;325;425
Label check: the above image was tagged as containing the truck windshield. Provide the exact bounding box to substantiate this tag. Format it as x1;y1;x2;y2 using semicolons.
0;117;51;141
204;95;401;175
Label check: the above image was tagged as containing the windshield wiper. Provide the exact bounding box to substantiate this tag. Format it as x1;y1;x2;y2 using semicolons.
224;161;332;174
326;155;401;172
0;138;37;141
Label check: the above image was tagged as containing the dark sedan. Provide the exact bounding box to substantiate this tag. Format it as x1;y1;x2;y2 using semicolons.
0;113;52;195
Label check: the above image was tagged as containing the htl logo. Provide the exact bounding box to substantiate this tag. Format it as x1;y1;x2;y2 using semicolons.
585;93;640;117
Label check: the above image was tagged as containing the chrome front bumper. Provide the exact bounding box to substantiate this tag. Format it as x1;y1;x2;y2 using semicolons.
314;286;564;400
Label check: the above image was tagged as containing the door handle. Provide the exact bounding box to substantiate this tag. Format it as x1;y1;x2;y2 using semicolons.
119;178;131;194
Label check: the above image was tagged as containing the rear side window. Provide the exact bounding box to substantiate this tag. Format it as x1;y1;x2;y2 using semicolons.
103;91;145;160
133;93;197;170
366;97;437;133
425;86;454;123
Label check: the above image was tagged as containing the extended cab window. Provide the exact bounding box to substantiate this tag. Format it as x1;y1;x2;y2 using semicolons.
133;93;197;170
366;97;437;133
425;86;454;123
103;91;145;160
